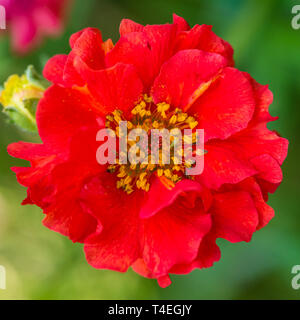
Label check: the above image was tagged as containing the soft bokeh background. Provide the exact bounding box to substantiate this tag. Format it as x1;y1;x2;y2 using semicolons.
0;0;299;300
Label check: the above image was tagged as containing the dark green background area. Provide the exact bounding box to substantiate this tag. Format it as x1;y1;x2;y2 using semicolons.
0;0;299;299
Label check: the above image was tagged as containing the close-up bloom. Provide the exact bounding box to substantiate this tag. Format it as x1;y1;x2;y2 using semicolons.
0;0;70;54
7;14;288;287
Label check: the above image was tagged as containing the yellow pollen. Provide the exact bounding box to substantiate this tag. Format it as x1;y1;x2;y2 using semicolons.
105;95;199;194
169;115;177;125
189;121;198;129
157;169;163;177
177;113;188;122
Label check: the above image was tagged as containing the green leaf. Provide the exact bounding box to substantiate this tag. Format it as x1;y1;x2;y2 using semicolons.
3;106;37;132
25;65;49;90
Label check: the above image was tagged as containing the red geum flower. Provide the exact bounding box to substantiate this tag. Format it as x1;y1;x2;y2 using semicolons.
0;0;70;54
8;15;288;287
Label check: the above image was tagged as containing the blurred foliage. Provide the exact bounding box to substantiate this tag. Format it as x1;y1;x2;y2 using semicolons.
0;0;299;300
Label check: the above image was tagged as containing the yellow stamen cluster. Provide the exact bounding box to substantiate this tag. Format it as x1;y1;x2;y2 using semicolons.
106;95;199;194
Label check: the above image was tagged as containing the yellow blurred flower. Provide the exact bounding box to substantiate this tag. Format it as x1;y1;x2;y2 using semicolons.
0;66;48;132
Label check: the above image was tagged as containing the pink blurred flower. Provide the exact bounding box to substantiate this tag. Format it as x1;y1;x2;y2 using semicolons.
0;0;71;54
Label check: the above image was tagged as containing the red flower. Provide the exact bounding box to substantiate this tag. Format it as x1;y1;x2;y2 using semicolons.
0;0;70;54
8;15;288;287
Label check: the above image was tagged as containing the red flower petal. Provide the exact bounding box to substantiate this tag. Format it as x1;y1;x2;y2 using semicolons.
175;24;234;65
82;174;212;277
235;178;275;230
195;235;221;268
140;178;203;218
151;49;228;110
106;32;153;88
43;54;68;86
172;14;190;32
82;174;142;272
141;195;211;277
7;142;58;208
42;161;98;243
107;24;178;89
8;129;103;243
41;126;104;242
74;58;144;115
63;28;106;87
37;85;99;151
69;29;85;48
251;154;283;185
119;19;144;36
191;67;255;141
228;123;289;166
157;275;172;288
198;141;257;189
244;73;277;123
143;23;178;80
132;259;172;288
7;142;53;161
211;191;259;242
43;191;97;243
169;235;221;274
132;258;154;278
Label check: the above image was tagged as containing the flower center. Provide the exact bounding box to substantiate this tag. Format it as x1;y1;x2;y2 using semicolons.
105;95;199;194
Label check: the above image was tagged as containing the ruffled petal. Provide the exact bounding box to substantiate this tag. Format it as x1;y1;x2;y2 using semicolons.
175;24;234;65
229;123;289;166
81;174;142;272
140;178;203;218
211;191;259;243
8;128;103;243
43;54;68;86
41;126;104;242
143;23;178;81
169;235;221;274
36;85;99;151
7;142;58;208
63;28;106;87
235;178;275;230
132;259;172;288
157;275;172;288
244;72;277;123
191;67;255;141
172;14;190;32
106;32;153;88
107;24;178;89
119;19;144;36
198;141;257;190
42;161;98;243
251;154;283;185
74;58;144;115
7;142;53;161
141;191;211;277
151;49;228;110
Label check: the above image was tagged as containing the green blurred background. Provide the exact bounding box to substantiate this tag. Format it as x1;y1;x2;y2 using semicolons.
0;0;299;300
